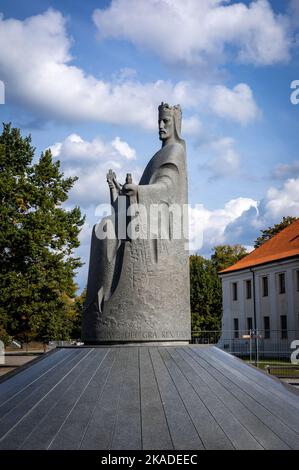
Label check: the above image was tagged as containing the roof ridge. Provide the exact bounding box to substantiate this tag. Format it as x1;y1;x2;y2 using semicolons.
220;219;299;274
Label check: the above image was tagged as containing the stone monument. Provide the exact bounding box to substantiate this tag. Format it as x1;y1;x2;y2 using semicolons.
82;103;191;343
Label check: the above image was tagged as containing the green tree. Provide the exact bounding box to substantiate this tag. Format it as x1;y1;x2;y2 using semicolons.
254;216;298;248
70;288;86;340
0;123;85;344
211;244;248;272
190;255;222;333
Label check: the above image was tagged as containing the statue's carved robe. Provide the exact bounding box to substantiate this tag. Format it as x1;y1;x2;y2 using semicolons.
82;141;191;343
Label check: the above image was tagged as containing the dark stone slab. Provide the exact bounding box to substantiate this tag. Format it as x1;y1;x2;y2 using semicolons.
0;348;70;404
149;348;203;450
205;346;299;409
49;348;116;449
21;348;109;449
0;349;86;447
110;348;141;450
168;348;263;450
0;345;299;450
159;348;234;450
79;348;130;450
196;347;299;434
194;348;299;449
182;348;290;450
139;347;173;449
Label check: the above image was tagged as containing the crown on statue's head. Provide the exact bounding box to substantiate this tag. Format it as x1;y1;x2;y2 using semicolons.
158;102;182;133
158;102;181;116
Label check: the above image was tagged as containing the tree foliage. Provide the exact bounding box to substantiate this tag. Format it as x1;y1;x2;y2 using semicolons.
211;244;248;272
71;288;86;340
190;255;222;332
190;245;247;333
0;123;85;344
254;216;298;248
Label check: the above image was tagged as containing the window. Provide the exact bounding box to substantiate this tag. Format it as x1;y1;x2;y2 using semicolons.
280;315;287;339
234;318;239;339
264;316;270;339
247;317;253;334
232;282;238;301
279;273;286;294
246;280;252;299
262;276;268;297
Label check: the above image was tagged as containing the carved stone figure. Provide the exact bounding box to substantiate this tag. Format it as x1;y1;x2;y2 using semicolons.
82;103;191;343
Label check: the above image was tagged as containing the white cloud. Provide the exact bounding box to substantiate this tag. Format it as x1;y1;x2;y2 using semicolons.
209;83;260;125
50;133;136;163
272;160;299;179
50;134;105;161
224;205;262;247
93;0;291;66
72;165;299;286
289;0;299;26
265;177;299;220
0;10;173;128
0;79;4;104
182;116;202;135
224;176;299;246
78;221;93;246
75;193;258;288
199;137;241;179
169;80;260;125
48;133;141;206
111;136;136;160
52;134;259;277
0;9;259;128
189;197;258;251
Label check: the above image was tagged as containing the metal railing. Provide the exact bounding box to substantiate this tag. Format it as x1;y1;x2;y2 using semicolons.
191;329;299;379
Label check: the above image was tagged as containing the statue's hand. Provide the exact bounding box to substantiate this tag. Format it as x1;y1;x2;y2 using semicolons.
107;179;114;190
107;169;116;185
107;170;122;193
123;183;138;197
113;175;122;193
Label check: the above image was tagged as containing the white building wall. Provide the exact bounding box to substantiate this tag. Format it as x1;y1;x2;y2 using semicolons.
243;277;254;325
219;258;299;356
293;268;299;331
269;272;278;331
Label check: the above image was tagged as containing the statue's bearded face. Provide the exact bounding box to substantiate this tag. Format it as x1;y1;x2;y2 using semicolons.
158;112;174;141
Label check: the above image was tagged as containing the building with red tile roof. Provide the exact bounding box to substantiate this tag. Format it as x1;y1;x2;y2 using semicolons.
220;219;299;274
218;220;299;357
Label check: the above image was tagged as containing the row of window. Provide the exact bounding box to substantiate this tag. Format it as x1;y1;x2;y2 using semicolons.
231;270;299;301
233;315;288;339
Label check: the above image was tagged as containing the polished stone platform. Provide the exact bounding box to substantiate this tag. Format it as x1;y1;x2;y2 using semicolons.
0;345;299;450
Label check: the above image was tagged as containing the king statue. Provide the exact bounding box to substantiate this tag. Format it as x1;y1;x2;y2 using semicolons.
82;103;191;343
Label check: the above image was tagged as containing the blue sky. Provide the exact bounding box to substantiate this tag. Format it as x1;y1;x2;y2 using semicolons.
0;0;299;291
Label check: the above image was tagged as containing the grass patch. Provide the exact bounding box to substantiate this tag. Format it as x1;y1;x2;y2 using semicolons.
244;359;299;377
